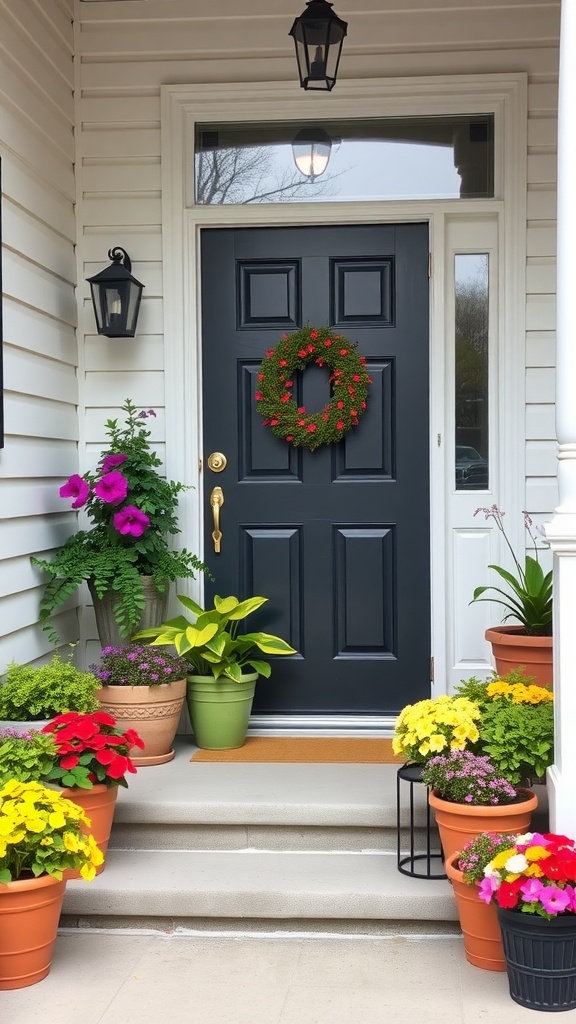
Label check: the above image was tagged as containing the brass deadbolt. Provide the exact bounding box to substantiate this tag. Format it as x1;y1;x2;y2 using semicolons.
207;452;227;473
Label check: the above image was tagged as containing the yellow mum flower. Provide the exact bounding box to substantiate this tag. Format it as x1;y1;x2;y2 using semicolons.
490;848;518;870
428;734;447;752
419;740;431;757
79;863;97;881
525;845;550;862
48;810;67;829
40;836;54;846
525;863;544;877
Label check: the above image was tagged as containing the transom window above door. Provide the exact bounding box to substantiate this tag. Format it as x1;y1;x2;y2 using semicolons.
194;114;494;205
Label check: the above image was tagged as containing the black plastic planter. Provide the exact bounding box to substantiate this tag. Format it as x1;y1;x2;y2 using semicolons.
497;907;576;1012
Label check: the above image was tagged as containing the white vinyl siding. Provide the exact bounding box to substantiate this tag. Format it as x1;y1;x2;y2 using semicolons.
0;0;77;670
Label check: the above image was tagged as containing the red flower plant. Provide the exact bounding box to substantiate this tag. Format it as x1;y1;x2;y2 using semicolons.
42;711;144;790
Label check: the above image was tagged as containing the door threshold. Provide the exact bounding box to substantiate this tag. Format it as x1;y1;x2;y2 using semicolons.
248;715;397;738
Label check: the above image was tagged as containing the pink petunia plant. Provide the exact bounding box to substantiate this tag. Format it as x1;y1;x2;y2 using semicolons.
32;399;210;642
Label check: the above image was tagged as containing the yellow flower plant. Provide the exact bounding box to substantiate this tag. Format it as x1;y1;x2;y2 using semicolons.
392;695;481;763
485;680;553;705
0;779;104;883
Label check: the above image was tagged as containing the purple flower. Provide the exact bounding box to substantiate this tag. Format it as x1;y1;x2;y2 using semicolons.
101;453;128;473
60;474;90;509
520;878;544;903
113;505;150;537
478;876;498;904
94;471;129;505
539;887;571;916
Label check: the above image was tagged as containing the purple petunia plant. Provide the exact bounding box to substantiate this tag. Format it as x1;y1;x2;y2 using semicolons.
90;645;190;688
32;399;210;643
421;749;518;806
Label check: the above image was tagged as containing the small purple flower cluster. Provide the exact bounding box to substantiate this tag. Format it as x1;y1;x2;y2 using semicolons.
457;831;518;884
90;645;189;688
421;749;517;806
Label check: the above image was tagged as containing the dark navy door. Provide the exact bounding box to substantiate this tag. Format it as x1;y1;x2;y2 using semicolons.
200;224;430;717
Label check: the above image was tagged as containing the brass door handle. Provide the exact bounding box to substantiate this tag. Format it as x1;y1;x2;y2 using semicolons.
210;486;224;553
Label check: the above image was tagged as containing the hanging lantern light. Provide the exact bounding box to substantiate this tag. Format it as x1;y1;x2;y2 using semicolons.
87;247;144;338
289;0;348;92
292;128;332;179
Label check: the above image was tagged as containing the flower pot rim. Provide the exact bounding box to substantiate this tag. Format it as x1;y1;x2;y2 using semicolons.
429;786;537;816
0;872;66;892
497;905;576;927
485;625;553;647
186;671;259;684
97;678;187;689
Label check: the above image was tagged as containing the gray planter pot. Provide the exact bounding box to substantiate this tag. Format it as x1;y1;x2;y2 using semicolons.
89;576;169;648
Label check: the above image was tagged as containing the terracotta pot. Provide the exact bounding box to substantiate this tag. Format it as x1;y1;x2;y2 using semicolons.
429;787;538;862
97;678;187;766
0;873;66;990
60;783;118;878
89;575;169;648
445;852;506;971
485;625;553;688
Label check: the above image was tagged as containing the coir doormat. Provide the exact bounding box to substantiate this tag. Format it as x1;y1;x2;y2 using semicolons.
190;737;403;763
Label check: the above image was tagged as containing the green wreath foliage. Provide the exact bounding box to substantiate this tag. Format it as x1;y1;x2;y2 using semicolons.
254;326;372;452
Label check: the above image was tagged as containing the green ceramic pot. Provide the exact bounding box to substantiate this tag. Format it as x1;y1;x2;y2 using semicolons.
186;673;257;750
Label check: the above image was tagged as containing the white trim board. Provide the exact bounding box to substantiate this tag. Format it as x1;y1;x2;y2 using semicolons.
160;72;527;719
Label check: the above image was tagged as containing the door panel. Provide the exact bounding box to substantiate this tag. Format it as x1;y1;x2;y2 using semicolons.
200;224;430;717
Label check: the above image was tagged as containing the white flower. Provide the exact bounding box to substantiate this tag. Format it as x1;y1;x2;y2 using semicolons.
483;865;500;878
514;833;534;846
504;854;528;873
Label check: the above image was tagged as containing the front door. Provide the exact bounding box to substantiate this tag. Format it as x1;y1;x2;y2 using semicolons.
200;223;430;718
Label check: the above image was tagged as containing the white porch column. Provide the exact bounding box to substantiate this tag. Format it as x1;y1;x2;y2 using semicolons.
545;0;576;837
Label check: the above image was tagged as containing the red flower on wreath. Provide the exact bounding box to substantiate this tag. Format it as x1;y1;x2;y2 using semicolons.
254;326;371;452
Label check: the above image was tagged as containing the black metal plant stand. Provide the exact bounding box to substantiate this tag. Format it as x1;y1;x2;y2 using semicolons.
396;762;446;879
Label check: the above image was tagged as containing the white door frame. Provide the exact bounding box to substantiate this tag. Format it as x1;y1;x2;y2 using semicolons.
160;73;527;730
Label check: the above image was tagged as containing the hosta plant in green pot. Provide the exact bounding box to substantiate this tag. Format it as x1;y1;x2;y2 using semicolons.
0;779;103;990
471;506;553;686
135;594;297;750
90;644;190;766
31;399;209;646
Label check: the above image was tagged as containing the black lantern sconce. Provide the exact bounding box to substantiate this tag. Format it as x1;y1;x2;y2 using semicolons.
289;0;348;92
87;247;144;338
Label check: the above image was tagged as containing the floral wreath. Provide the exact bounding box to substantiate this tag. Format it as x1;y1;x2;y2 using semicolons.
254;326;372;451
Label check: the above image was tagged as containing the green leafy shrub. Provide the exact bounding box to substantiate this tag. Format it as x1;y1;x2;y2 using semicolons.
0;729;57;785
456;670;554;785
0;651;100;721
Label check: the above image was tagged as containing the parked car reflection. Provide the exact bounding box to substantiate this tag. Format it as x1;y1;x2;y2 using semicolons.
455;445;488;489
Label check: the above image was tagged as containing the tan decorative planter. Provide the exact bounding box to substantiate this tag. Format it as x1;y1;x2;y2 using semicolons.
97;678;187;765
89;575;169;648
485;625;553;688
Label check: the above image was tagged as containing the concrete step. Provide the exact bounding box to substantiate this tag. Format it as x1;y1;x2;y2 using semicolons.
61;848;457;933
108;742;434;855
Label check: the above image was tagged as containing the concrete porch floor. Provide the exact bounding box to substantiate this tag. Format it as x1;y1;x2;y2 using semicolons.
3;931;543;1023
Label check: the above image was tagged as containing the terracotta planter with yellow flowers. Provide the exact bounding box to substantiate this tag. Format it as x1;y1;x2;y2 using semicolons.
0;780;102;990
